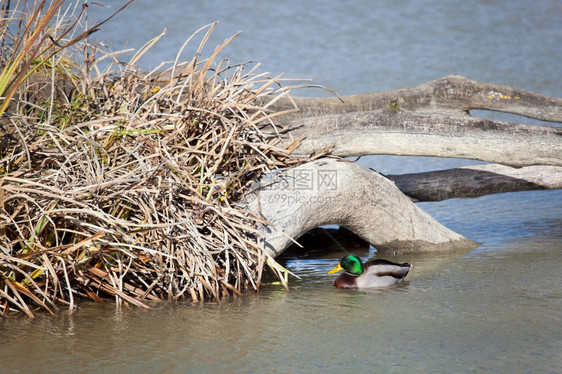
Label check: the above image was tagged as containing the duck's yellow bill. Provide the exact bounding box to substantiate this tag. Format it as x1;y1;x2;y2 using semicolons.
328;263;344;274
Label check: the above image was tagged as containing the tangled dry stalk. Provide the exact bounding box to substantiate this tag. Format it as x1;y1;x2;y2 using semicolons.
1;6;319;317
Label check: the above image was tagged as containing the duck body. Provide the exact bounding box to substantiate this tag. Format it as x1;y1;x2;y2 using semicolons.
328;255;411;289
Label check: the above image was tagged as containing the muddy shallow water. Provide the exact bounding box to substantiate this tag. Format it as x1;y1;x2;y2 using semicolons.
2;0;561;373
1;232;561;373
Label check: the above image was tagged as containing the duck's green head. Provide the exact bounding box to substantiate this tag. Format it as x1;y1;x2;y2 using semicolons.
327;255;364;275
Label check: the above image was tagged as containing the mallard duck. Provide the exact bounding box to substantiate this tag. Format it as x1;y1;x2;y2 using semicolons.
327;254;411;289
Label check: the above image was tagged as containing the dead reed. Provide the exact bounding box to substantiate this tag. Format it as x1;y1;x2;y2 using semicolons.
1;3;308;317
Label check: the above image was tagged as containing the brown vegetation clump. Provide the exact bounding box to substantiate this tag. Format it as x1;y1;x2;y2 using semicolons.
0;2;309;317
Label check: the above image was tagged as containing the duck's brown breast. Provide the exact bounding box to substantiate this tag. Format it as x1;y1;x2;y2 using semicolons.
334;273;359;289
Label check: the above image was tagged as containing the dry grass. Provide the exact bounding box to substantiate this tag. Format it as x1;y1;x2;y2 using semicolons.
0;4;311;317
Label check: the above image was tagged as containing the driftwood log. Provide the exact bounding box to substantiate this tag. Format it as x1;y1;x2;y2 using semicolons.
245;158;478;256
249;75;561;256
388;164;562;202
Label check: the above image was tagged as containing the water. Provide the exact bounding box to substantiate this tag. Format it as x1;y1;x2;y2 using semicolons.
85;0;561;97
1;237;561;373
2;0;561;373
